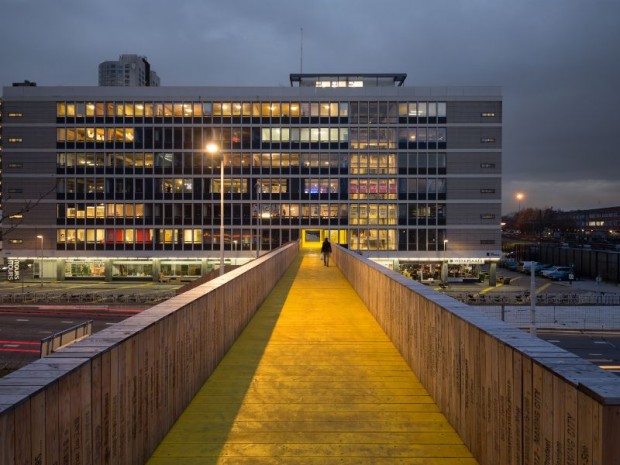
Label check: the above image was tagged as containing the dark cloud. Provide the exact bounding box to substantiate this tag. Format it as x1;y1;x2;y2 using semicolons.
2;0;618;213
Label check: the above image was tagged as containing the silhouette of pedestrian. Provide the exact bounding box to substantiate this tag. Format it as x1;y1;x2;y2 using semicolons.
321;238;332;267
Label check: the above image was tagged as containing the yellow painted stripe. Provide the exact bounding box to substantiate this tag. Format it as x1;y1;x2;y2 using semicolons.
536;283;551;294
147;254;478;464
481;283;502;294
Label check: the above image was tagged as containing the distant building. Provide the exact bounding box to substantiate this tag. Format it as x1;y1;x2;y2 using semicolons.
571;206;620;234
98;54;160;87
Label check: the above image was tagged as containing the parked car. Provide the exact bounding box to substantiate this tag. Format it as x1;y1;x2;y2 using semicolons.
534;263;553;275
517;261;532;273
541;266;571;278
499;258;518;271
547;268;576;281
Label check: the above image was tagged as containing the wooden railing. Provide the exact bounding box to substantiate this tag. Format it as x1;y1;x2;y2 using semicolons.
0;241;298;465
40;320;93;357
333;245;620;465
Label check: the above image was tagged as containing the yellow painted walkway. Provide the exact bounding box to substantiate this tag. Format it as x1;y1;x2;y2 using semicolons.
148;253;478;464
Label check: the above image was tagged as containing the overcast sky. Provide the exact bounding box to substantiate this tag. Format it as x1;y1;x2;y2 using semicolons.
1;0;618;214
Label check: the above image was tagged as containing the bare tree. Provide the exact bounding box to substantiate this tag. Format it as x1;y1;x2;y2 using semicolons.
0;182;58;239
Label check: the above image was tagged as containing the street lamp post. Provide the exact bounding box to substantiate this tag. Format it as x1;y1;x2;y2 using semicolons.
206;143;225;276
442;239;449;284
255;181;262;258
36;235;43;286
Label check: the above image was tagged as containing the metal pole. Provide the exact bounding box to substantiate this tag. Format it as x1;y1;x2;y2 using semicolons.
255;181;261;259
40;237;44;287
530;261;536;336
219;157;225;276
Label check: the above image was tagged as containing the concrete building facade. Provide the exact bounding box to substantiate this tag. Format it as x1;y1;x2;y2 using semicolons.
98;54;160;87
0;73;501;280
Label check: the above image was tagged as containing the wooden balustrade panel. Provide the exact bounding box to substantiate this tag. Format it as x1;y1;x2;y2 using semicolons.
332;245;620;465
0;242;298;465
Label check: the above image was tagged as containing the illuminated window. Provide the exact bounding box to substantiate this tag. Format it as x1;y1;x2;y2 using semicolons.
183;229;202;244
303;179;338;194
159;229;178;244
211;178;247;194
258;179;288;194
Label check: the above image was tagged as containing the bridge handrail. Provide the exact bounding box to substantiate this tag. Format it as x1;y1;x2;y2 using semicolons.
0;241;299;465
40;320;93;358
332;245;620;465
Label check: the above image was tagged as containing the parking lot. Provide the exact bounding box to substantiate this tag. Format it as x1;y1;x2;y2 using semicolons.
0;276;183;306
435;266;620;306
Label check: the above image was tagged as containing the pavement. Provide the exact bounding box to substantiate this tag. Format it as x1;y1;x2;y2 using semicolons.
435;268;620;298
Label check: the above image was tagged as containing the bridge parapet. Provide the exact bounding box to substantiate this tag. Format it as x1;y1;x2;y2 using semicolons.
333;245;620;465
0;242;298;465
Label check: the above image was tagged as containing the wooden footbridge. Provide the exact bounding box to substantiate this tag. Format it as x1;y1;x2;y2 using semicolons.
1;242;619;464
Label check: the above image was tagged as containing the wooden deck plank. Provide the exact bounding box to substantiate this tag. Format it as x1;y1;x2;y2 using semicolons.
147;253;478;464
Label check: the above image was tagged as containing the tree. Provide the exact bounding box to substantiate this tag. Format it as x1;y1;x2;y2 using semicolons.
0;183;58;239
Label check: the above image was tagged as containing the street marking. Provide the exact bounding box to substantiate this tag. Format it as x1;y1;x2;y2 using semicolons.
2;344;19;348
536;283;552;294
589;353;603;356
0;339;39;345
546;340;560;343
61;320;75;324
16;318;29;322
481;283;502;294
0;347;40;354
594;341;610;344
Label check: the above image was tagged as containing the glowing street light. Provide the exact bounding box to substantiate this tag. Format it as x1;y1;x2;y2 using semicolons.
206;143;225;276
516;192;524;212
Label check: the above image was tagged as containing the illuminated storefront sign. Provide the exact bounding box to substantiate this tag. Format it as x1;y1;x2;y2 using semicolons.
7;258;20;281
448;258;485;265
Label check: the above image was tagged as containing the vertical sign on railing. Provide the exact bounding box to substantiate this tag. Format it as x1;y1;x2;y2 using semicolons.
7;258;20;281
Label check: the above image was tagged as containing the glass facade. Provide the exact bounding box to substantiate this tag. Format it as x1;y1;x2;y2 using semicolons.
1;76;502;281
53;95;458;253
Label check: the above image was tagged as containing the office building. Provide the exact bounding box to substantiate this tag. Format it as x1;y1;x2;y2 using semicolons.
0;73;501;281
98;54;160;87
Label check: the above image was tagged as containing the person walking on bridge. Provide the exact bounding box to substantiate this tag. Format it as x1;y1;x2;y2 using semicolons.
321;237;332;267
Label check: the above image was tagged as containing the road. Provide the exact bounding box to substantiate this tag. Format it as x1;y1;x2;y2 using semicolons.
538;329;620;376
0;306;138;374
